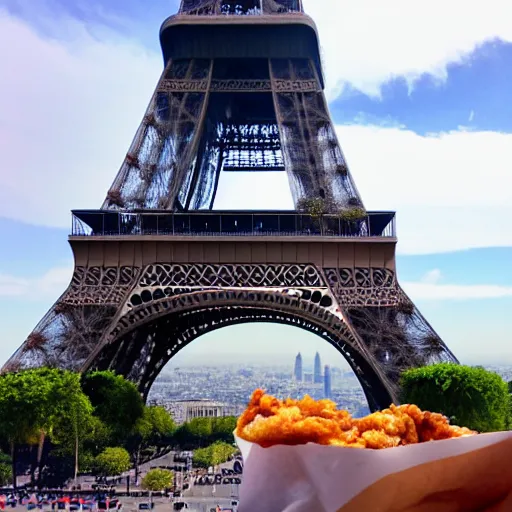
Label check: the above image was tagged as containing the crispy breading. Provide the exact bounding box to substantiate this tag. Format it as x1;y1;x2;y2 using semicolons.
236;389;477;449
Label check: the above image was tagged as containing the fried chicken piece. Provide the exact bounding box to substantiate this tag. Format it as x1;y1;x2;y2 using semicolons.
330;427;367;448
236;390;477;450
394;404;476;441
361;430;402;449
353;405;419;447
236;389;354;447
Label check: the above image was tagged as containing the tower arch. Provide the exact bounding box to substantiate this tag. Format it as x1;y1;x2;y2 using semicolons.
87;288;396;412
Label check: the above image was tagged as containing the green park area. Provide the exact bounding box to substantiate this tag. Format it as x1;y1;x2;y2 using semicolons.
0;369;237;491
0;364;510;491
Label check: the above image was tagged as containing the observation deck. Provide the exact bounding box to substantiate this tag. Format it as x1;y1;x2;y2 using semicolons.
70;210;396;240
160;1;324;88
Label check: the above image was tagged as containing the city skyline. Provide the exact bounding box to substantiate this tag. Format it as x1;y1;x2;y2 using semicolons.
157;325;355;370
1;0;512;369
292;351;330;384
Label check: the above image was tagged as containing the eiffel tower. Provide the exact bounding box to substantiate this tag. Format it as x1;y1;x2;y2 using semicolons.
3;0;458;411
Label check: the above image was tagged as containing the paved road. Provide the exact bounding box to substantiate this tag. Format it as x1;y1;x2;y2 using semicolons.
118;496;239;512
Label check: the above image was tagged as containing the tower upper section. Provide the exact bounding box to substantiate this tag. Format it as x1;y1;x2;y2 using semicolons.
83;0;396;239
160;0;324;88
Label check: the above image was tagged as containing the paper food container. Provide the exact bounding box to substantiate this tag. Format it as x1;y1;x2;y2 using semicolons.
235;430;512;512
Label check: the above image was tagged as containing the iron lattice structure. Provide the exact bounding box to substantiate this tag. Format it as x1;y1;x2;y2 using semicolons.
3;1;458;410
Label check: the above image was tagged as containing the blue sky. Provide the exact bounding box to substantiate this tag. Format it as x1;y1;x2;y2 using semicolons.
1;0;512;370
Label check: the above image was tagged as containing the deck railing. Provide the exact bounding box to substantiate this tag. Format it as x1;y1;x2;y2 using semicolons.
71;210;396;237
71;210;396;239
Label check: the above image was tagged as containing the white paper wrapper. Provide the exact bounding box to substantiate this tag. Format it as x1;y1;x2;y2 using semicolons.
235;430;512;512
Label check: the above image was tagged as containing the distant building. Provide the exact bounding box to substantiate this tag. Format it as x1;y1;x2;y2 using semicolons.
304;372;313;383
324;365;332;399
314;352;322;383
294;353;303;381
164;400;239;425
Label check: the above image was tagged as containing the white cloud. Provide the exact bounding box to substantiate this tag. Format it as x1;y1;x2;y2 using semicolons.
336;125;512;254
303;0;512;98
402;269;512;299
402;280;512;300
0;9;161;228
0;266;73;299
421;269;442;285
1;10;512;255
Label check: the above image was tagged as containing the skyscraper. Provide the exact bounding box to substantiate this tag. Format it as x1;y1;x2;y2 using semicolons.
324;365;332;399
294;353;303;382
314;352;322;384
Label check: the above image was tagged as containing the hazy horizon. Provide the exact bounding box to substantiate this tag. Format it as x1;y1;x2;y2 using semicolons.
155;323;510;374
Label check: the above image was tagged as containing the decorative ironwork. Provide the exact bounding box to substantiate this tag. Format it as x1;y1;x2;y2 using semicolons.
270;59;362;209
87;286;395;410
219;123;283;170
345;287;457;384
159;79;209;92
101;51;363;211
6;303;118;372
273;79;320;92
324;268;399;307
139;263;324;288
64;266;140;305
211;79;272;92
159;79;320;94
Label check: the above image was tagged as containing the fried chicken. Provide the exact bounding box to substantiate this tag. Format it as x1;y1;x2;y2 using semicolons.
235;389;477;450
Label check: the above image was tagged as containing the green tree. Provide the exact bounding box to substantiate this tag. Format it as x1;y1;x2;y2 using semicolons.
173;417;237;449
211;417;237;444
193;442;237;469
51;384;94;484
507;395;512;430
83;416;113;454
401;363;510;432
81;371;144;442
94;447;131;476
0;452;11;486
130;406;176;481
0;368;93;487
141;468;173;491
135;406;176;442
0;369;48;487
507;382;512;430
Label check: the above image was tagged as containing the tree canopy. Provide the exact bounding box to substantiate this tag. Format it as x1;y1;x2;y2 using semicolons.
507;382;512;430
401;363;510;432
0;452;11;486
141;468;173;491
81;371;144;439
193;441;237;468
94;447;131;476
0;368;239;486
0;368;94;486
173;417;237;449
134;406;176;443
